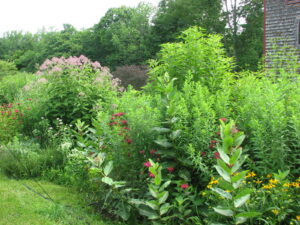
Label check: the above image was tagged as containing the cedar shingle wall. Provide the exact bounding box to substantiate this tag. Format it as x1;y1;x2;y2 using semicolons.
266;0;300;64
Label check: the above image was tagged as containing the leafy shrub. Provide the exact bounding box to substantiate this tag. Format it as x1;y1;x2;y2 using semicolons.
146;26;234;91
0;72;37;104
0;138;67;178
36;55;120;125
0;60;17;80
0;103;25;143
112;65;148;89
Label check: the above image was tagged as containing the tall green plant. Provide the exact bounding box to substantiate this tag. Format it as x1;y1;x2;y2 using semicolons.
211;120;261;224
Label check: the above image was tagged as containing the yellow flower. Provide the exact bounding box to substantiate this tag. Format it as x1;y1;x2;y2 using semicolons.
267;174;272;178
291;182;300;188
207;177;219;188
255;180;262;184
296;215;300;221
272;209;279;215
262;184;276;189
246;171;256;178
269;179;279;184
283;183;291;188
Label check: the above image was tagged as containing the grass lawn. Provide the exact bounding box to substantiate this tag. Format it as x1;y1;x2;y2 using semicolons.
0;173;122;225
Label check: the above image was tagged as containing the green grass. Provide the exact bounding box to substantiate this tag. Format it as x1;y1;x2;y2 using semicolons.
0;173;122;225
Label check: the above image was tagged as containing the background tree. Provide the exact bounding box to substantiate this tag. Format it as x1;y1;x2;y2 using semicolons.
93;3;154;69
151;0;225;53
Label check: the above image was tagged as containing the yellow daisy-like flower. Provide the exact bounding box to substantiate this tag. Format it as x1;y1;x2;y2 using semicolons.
296;215;300;221
207;177;219;188
245;171;256;178
254;179;262;184
262;184;276;189
291;182;300;188
269;179;279;184
267;174;272;178
272;209;279;215
283;183;291;188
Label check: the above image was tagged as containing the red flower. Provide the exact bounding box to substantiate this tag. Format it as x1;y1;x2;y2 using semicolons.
139;150;145;154
125;139;133;144
216;131;221;136
121;120;128;125
150;149;157;154
201;151;206;157
167;167;174;173
214;152;221;159
113;112;125;117
181;184;189;189
220;118;227;122
149;172;155;178
111;116;116;120
109;122;118;126
123;127;130;130
143;161;152;167
210;140;217;144
209;144;215;149
15;109;19;113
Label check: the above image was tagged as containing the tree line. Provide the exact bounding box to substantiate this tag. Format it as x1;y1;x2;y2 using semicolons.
0;0;263;72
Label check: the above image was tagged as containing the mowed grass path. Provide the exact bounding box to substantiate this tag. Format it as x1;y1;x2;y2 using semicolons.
0;173;121;225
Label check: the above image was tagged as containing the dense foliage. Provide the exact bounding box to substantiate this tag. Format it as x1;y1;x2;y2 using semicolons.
0;0;263;77
0;26;299;225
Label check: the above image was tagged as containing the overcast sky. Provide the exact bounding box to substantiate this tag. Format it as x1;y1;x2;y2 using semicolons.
0;0;160;35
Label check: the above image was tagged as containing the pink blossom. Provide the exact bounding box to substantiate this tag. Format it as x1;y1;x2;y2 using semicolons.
143;161;152;167
167;167;174;173
181;184;189;189
149;172;155;178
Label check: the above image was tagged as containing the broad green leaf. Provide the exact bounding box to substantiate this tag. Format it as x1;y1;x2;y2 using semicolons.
229;148;242;165
170;130;181;139
152;127;171;133
145;200;159;210
213;207;234;217
104;161;113;176
101;177;113;186
223;136;234;154
231;155;248;173
154;173;162;186
217;159;232;174
235;216;247;224
234;188;253;199
117;202;130;221
149;184;158;198
234;194;250;208
218;179;234;191
217;147;230;164
138;206;159;219
231;170;248;184
160;203;171;215
211;188;232;200
215;165;231;182
129;198;145;206
236;211;261;218
234;134;245;147
158;191;169;204
154;139;173;148
159;180;171;192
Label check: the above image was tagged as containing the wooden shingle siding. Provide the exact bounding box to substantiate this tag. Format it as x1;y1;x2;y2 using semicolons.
265;0;300;65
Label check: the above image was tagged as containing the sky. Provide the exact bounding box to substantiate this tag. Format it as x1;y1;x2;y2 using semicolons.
0;0;160;35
